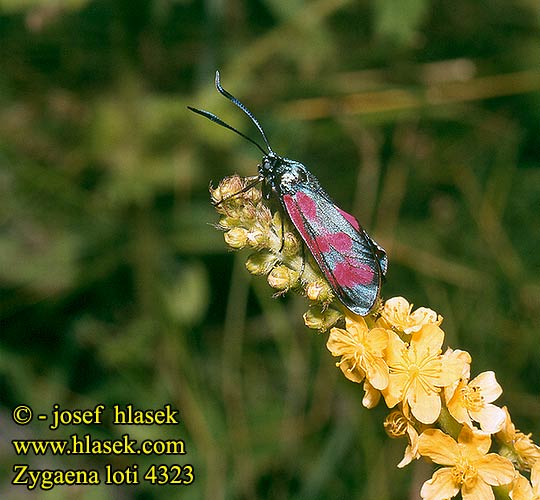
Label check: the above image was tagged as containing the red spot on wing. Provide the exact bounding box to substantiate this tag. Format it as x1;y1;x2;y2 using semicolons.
283;193;321;251
283;194;304;229
333;260;374;287
333;232;353;252
315;234;330;253
338;207;360;231
283;192;323;251
315;232;352;253
295;192;317;221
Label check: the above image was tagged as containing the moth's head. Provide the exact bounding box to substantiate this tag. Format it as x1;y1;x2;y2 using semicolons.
259;152;281;177
261;157;311;195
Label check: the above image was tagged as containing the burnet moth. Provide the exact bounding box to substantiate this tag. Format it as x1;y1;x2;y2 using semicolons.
188;71;387;316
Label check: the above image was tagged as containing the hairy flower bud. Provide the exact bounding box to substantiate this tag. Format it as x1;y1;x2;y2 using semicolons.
245;252;278;275
282;231;301;256
306;279;334;305
246;228;268;248
224;227;248;249
210;175;244;205
303;305;342;332
268;265;299;291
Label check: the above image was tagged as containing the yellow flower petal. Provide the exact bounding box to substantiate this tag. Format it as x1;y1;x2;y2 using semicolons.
366;356;390;390
385;331;407;365
461;478;494;500
496;406;515;443
409;388;442;424
382;296;412;327
362;380;381;408
475;454;516;486
420;467;460;500
438;353;468;387
443;348;472;401
397;446;416;469
470;404;506;434
418;429;460;465
510;474;535;500
447;371;504;433
382;371;408;408
384;327;450;423
328;317;389;389
382;297;443;335
326;327;357;357
532;460;540;493
337;357;366;383
411;324;444;358
406;307;442;334
398;424;420;468
458;425;492;457
345;314;369;333
514;433;540;469
365;327;389;356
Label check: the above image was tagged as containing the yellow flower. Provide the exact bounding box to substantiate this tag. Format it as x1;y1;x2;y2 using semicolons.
497;406;540;470
327;315;389;390
446;371;506;433
381;297;442;334
382;324;463;424
510;461;540;500
418;426;515;500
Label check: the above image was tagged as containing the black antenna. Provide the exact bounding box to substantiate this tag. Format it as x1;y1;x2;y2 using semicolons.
187;106;267;155
214;71;273;153
187;71;273;156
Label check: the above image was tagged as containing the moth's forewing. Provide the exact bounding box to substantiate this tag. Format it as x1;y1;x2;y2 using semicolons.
282;188;383;316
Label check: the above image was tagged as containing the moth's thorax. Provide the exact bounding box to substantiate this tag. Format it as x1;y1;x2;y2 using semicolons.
259;153;316;197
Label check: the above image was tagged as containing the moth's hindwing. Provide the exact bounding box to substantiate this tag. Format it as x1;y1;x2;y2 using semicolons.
282;188;384;316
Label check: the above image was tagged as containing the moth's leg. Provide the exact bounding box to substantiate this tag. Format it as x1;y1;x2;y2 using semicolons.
298;243;306;280
278;214;285;252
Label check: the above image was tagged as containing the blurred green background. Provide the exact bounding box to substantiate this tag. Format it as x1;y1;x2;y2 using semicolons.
1;0;539;498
